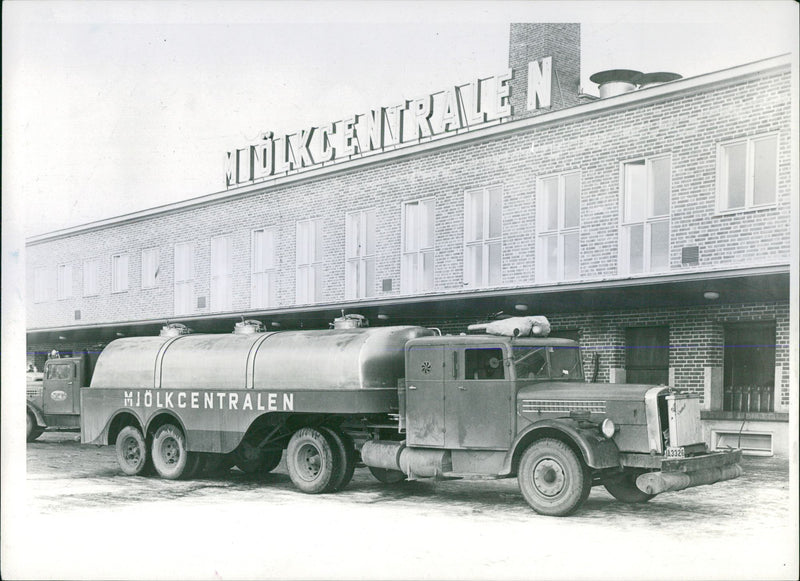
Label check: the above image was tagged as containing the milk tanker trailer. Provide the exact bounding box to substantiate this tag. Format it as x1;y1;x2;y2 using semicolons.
81;316;742;516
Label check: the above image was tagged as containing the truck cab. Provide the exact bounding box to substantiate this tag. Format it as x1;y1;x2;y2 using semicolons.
27;352;95;441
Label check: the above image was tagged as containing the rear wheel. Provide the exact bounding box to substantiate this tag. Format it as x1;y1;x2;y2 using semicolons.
286;427;336;493
368;466;406;484
602;470;655;503
518;438;591;516
319;427;356;492
152;424;192;480
115;426;152;476
26;412;44;442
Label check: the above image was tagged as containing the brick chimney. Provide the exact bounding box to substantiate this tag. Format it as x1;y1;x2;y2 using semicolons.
508;23;581;119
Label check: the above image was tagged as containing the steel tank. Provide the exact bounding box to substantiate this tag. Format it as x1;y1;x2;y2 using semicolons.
90;325;435;391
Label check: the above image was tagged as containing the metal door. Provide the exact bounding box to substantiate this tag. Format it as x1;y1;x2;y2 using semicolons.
405;344;445;447
43;360;77;414
444;346;513;449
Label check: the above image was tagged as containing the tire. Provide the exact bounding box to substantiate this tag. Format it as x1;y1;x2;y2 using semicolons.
26;412;44;442
518;438;591;517
368;466;406;484
182;451;204;479
261;449;283;473
234;441;266;474
286;427;337;494
151;423;192;480
115;426;152;476
319;427;356;492
202;453;233;476
603;470;655;504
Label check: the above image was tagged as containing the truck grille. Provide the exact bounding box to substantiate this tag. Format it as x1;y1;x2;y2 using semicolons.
522;400;606;414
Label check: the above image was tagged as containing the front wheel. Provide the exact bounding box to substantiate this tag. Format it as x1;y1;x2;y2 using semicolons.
152;424;192;480
602;470;655;504
518;438;591;516
116;426;152;476
286;427;336;493
26;412;44;442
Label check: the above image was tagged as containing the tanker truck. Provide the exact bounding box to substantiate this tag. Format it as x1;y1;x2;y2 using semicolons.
80;316;742;516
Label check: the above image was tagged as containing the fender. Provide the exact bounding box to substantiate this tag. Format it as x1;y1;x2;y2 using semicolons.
26;401;46;429
500;418;621;475
87;408;145;446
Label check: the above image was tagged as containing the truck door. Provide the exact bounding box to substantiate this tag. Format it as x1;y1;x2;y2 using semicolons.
405;344;445;447
43;360;78;415
444;345;513;449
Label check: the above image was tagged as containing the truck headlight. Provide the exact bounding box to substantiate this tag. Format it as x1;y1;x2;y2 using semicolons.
601;418;616;439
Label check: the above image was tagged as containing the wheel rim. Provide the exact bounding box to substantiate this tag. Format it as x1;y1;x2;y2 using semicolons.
296;442;322;482
122;436;142;466
532;457;566;497
161;437;180;466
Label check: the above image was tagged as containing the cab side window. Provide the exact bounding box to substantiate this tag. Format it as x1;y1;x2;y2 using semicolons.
465;348;505;380
47;364;73;380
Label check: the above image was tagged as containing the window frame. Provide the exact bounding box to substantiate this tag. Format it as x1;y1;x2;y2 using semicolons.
400;197;436;295
618;153;672;276
296;217;324;305
83;258;100;297
210;234;233;312
57;263;73;300
174;241;195;315
141;247;160;290
716;132;779;214
33;267;52;303
345;208;376;300
111;253;129;294
463;184;503;288
536;170;581;282
251;226;278;309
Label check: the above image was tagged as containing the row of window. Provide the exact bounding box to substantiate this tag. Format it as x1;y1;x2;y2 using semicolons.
33;133;779;310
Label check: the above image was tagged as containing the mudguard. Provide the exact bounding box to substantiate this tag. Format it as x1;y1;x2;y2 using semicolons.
501;418;620;475
26;402;46;428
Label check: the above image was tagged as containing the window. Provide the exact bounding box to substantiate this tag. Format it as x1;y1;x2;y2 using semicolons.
46;363;74;380
111;254;129;293
141;248;159;289
718;134;778;212
626;326;669;385
34;267;53;303
296;218;323;304
174;242;195;315
210;236;233;312
252;228;277;309
723;323;775;412
83;259;100;296
57;264;73;300
401;198;435;294
620;156;671;275
345;209;376;299
465;347;505;380
464;185;502;287
537;171;580;281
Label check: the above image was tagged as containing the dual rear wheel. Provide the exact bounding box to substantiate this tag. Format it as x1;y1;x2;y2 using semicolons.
286;426;356;493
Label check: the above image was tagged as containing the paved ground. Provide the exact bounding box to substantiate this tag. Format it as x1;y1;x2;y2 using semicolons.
4;432;798;580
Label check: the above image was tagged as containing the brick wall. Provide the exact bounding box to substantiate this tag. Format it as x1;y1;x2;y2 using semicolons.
508;23;582;117
27;66;792;332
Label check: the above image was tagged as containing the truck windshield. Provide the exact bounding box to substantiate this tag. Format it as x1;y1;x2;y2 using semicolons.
511;345;583;381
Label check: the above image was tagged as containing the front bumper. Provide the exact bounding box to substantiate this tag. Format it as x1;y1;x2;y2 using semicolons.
619;449;743;496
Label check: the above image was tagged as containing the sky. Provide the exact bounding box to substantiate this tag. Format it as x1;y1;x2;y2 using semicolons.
2;0;798;239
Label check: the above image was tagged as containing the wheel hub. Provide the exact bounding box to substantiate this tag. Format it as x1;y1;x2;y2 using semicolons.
162;438;179;465
533;458;566;497
297;443;321;480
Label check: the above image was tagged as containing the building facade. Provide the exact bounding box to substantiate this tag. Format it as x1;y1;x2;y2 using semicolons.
27;24;794;455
